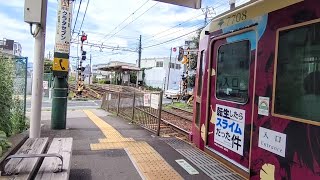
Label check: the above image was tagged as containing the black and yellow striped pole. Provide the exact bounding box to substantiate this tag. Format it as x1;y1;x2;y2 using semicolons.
181;47;190;99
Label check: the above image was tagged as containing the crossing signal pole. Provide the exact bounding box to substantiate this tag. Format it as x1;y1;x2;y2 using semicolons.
183;48;190;99
136;35;142;87
77;32;87;96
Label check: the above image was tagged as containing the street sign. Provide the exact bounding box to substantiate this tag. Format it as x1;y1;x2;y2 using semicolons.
53;58;69;72
151;94;160;109
173;47;177;52
43;81;49;90
54;0;73;54
153;0;201;9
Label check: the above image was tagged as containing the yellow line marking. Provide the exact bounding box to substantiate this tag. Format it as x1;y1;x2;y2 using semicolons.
83;110;183;180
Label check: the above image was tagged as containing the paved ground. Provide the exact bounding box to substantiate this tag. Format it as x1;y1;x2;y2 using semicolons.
26;98;102;111
39;110;141;180
36;109;212;180
26;95;172;111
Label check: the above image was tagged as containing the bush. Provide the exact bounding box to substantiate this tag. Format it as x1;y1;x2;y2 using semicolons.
144;85;162;91
0;55;27;156
0;131;12;157
0;56;14;136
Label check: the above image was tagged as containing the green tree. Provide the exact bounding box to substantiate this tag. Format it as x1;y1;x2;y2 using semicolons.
130;72;137;84
0;55;14;136
44;58;53;73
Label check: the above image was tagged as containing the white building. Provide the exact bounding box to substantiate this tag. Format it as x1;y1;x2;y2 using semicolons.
0;39;22;57
92;63;110;80
141;57;183;90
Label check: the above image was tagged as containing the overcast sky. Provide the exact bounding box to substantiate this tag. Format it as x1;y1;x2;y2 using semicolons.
0;0;248;66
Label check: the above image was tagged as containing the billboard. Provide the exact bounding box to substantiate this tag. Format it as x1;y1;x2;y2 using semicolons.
54;0;73;54
154;0;201;9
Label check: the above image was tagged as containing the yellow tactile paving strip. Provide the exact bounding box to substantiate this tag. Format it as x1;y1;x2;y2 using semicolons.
83;110;183;180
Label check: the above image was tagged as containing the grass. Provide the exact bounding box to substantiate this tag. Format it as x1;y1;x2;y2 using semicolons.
164;102;193;112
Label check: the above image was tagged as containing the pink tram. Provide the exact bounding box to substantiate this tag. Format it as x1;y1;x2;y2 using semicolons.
191;0;320;179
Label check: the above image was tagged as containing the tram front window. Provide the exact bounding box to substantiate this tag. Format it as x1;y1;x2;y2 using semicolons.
275;21;320;123
216;40;250;103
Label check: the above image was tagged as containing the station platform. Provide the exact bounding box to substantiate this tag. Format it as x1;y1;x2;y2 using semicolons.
39;109;244;180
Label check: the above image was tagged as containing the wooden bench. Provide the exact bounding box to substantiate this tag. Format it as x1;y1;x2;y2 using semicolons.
1;137;73;180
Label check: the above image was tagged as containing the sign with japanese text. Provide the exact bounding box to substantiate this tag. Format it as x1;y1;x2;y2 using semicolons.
144;94;151;107
54;0;73;54
43;81;49;90
214;104;245;156
258;127;287;157
150;94;159;109
258;96;269;116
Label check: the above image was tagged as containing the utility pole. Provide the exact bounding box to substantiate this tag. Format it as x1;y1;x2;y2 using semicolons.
229;0;236;10
89;53;92;85
26;0;48;138
51;0;73;130
167;48;172;90
136;35;142;87
204;6;208;26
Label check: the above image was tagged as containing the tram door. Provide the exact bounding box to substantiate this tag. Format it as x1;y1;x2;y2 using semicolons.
205;30;256;172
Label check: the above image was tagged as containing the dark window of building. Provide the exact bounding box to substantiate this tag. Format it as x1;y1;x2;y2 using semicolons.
175;64;181;69
216;40;250;103
156;61;163;67
170;63;175;69
274;21;320;123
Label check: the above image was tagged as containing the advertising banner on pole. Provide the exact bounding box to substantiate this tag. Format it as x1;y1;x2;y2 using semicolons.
54;0;73;54
214;104;245;156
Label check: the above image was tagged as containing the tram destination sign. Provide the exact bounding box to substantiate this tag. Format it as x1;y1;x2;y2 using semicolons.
214;104;245;156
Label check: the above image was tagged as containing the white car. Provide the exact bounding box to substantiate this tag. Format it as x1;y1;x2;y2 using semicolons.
165;86;181;99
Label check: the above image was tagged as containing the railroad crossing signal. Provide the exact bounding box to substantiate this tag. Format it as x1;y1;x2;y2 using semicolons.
81;33;87;42
82;51;86;60
178;47;184;61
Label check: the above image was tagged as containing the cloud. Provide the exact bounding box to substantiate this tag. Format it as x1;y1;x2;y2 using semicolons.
0;0;248;65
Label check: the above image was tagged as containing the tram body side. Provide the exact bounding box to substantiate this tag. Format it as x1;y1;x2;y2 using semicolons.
192;0;320;179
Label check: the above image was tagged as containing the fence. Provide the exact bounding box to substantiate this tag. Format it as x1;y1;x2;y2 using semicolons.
101;91;163;135
0;54;28;136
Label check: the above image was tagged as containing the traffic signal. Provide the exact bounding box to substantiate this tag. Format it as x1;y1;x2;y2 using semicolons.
81;34;87;42
82;51;86;60
178;47;184;61
77;67;85;71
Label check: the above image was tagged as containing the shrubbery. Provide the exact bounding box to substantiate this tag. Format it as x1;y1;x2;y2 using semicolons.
0;55;28;156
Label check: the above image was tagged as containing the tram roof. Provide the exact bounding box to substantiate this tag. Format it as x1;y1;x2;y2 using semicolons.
200;0;303;39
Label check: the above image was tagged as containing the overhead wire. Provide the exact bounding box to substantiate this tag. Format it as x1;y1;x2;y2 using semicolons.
98;0;151;43
141;1;230;45
73;30;138;39
72;0;82;35
143;20;205;45
77;0;90;35
143;13;204;41
101;2;159;44
142;1;229;42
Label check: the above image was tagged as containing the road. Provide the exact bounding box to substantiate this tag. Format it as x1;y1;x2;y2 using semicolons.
26;95;172;111
26;98;102;111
